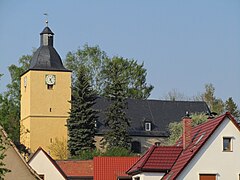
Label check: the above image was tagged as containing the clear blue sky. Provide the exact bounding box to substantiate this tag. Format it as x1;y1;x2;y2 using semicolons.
0;0;240;105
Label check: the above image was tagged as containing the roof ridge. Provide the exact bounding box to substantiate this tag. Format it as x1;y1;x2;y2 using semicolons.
165;112;234;179
0;126;42;179
29;147;67;179
126;145;156;174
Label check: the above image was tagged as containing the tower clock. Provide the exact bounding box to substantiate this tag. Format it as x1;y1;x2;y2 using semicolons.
20;25;71;155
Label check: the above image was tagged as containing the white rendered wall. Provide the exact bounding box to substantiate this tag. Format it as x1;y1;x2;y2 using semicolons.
28;150;65;180
178;117;240;180
132;172;164;180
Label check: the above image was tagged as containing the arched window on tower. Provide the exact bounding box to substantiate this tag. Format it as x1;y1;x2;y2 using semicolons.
131;141;141;153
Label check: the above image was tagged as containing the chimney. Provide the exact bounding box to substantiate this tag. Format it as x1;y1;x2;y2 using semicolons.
182;112;192;149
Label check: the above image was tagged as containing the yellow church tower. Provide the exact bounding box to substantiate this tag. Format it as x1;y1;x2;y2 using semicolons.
20;25;71;153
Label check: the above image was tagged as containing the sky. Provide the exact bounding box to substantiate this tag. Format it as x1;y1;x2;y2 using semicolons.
0;0;240;106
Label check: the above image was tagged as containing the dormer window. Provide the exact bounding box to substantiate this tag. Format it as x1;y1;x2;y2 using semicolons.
145;122;151;131
223;137;232;152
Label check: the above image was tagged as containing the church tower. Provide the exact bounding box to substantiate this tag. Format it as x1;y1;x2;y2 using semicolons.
20;25;71;153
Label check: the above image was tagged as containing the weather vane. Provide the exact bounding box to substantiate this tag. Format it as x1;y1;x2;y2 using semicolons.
44;13;48;27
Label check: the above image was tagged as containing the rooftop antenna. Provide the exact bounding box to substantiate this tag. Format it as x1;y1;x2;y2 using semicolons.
44;13;48;27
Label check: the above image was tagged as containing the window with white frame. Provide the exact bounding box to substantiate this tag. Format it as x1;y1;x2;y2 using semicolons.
145;122;151;131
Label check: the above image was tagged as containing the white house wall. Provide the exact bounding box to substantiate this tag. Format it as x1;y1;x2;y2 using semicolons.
178;117;240;180
28;150;65;180
132;172;164;180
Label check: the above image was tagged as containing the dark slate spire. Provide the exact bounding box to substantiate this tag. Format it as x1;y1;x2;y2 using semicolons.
29;26;70;72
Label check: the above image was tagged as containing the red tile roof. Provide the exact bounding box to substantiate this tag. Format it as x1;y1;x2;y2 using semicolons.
57;160;93;177
163;112;239;179
127;112;239;179
94;156;139;180
127;146;182;175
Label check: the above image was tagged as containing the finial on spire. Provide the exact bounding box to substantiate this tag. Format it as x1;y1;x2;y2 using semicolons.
44;13;48;27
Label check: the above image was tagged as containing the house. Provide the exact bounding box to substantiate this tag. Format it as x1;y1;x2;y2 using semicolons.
127;112;240;180
28;147;94;180
94;156;139;180
28;147;67;180
95;97;210;153
56;160;93;180
28;147;139;180
0;126;41;180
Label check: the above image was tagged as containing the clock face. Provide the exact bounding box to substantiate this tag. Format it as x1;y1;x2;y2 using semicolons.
45;74;56;85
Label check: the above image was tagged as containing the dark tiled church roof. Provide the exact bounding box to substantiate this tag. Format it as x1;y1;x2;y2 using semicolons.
94;97;211;137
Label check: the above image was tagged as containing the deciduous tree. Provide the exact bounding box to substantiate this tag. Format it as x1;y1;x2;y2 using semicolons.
201;83;224;115
48;137;68;160
64;44;153;99
164;89;188;101
166;113;208;145
0;55;31;144
65;44;107;94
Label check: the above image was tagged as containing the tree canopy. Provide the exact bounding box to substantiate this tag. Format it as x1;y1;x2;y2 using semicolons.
64;44;153;99
225;97;240;118
0;55;31;144
166;113;208;145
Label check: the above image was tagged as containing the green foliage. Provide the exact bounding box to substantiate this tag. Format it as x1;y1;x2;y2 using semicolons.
225;97;240;118
0;95;19;144
72;149;101;160
101;58;131;149
48;137;68;160
166;121;183;145
0;131;11;178
0;55;31;144
102;57;153;99
71;147;134;160
191;113;208;127
202;83;224;115
102;147;134;156
65;44;107;94
166;113;208;145
67;66;98;157
64;44;153;99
